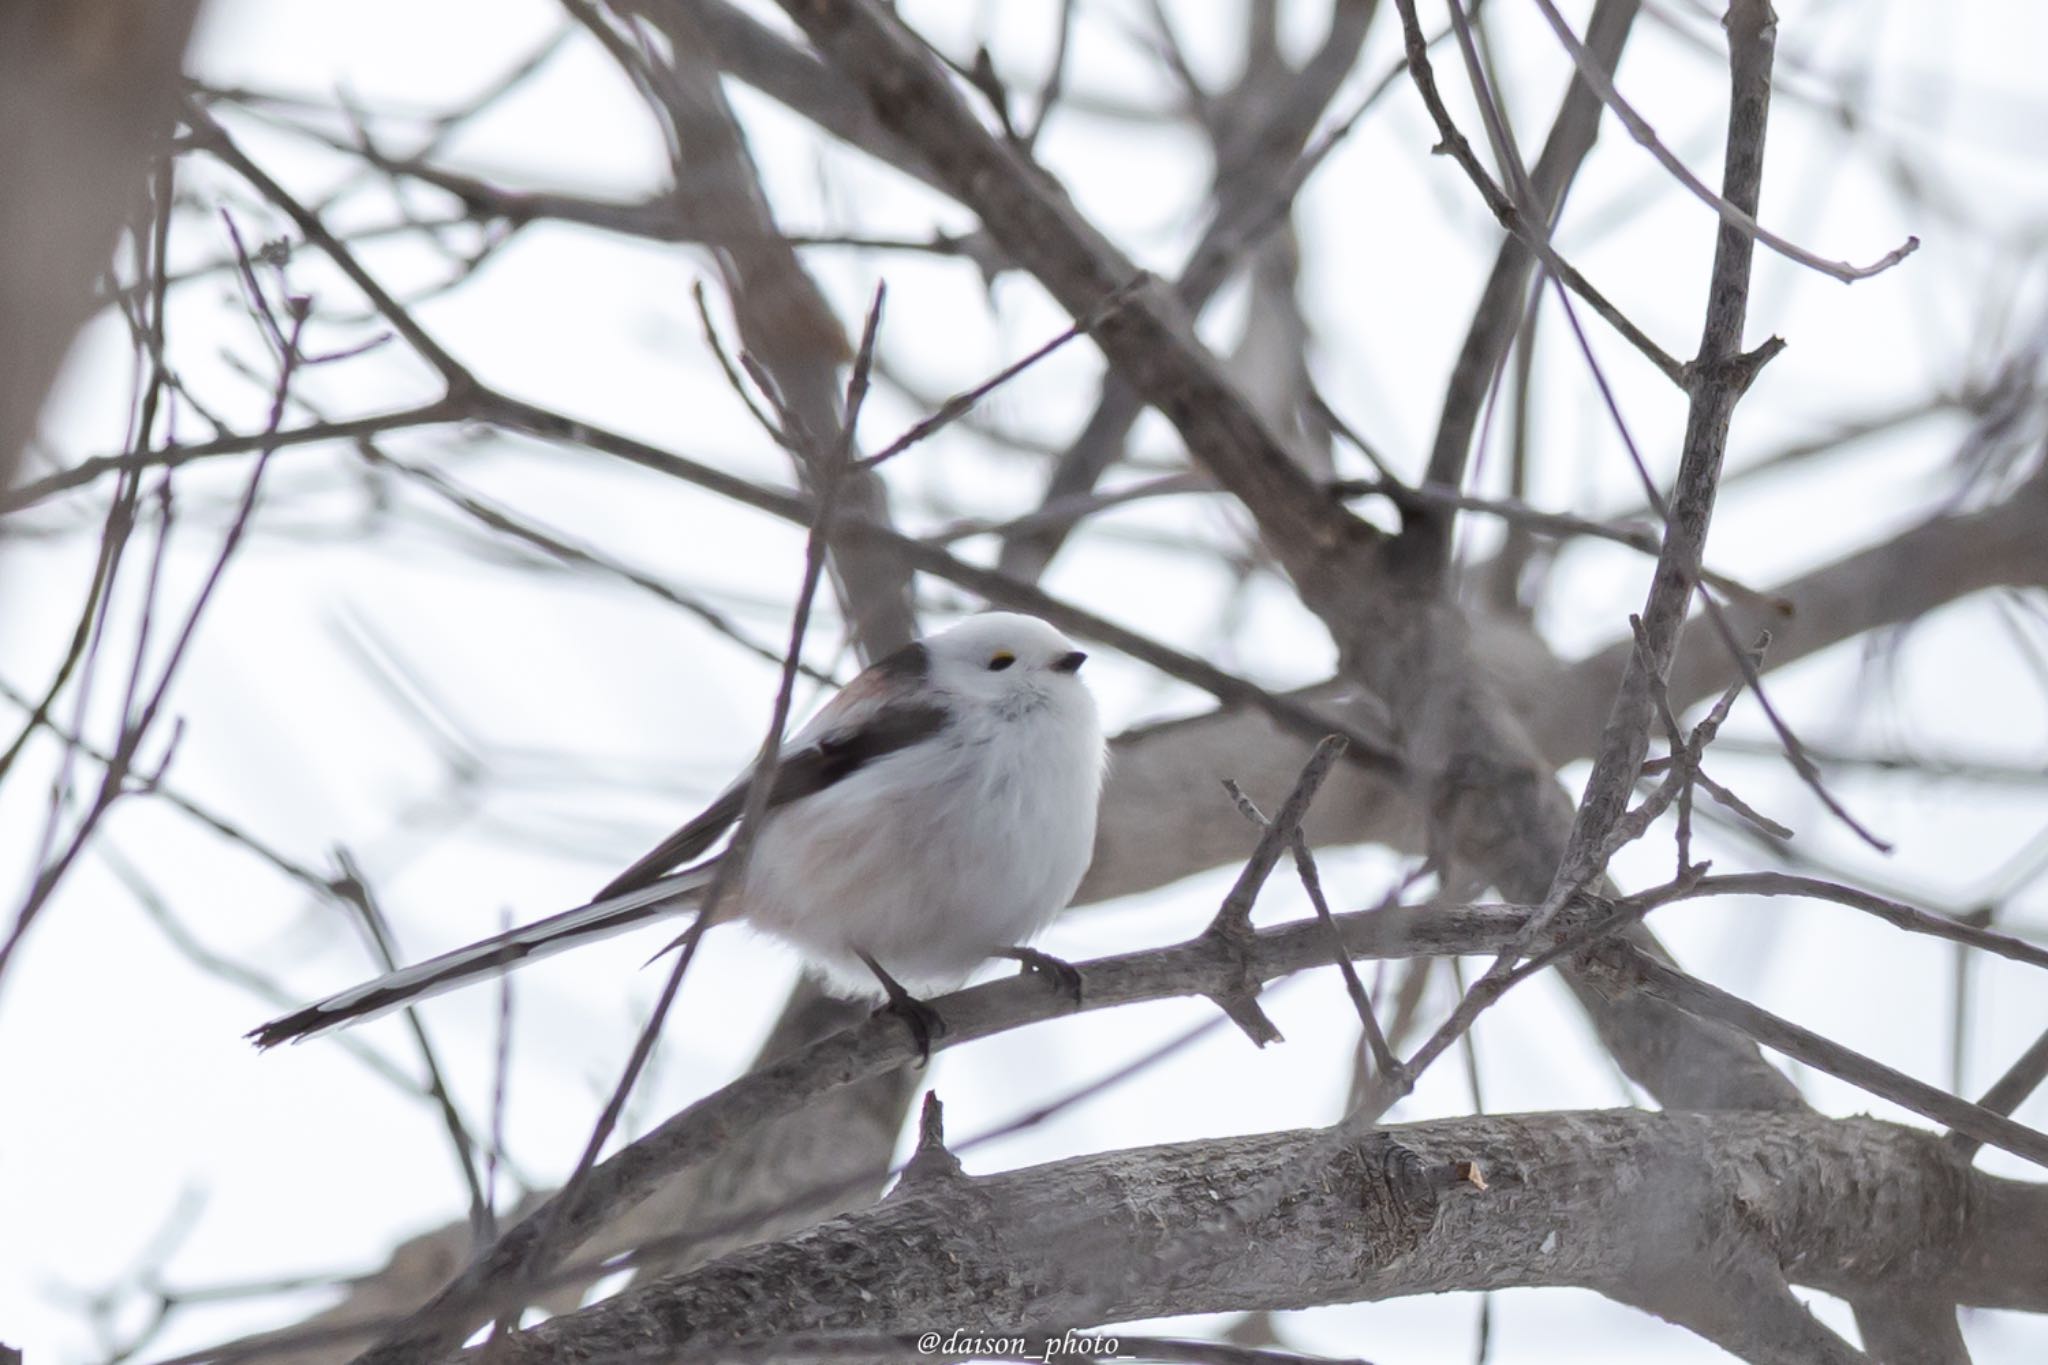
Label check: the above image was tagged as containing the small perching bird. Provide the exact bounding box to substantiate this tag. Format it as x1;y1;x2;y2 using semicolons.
249;612;1107;1053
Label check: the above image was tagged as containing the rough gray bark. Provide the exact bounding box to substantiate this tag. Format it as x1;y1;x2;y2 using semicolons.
336;901;1536;1365
598;983;916;1286
482;1110;2044;1363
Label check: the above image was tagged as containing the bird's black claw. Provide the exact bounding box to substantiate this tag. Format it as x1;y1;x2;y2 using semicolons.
1000;947;1083;1005
856;949;948;1063
878;992;947;1063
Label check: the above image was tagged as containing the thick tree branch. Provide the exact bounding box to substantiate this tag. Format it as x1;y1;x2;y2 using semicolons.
0;0;206;494
659;0;952;198
606;2;918;652
481;1111;2039;1363
337;902;1526;1365
1559;471;2048;746
773;0;1374;603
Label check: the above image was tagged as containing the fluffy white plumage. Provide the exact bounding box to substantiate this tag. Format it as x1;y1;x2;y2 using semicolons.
746;613;1104;994
250;612;1105;1046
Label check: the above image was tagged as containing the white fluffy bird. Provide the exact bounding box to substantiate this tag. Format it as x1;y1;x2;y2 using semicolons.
250;612;1107;1051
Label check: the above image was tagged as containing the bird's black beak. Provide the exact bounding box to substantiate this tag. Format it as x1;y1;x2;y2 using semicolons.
1053;650;1087;674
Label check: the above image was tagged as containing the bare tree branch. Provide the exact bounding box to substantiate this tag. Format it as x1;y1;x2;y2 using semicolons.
1527;0;1916;283
0;0;206;495
315;900;1531;1365
769;0;1802;1121
477;1111;2038;1363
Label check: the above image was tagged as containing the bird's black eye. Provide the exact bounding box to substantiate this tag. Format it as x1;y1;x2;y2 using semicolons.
987;651;1016;672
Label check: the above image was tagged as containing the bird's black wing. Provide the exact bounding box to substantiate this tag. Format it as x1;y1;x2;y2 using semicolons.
594;688;948;900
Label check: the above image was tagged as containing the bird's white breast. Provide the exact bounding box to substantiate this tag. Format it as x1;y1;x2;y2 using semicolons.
738;686;1103;996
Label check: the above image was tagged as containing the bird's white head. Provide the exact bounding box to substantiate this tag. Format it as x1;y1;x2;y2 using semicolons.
923;612;1096;721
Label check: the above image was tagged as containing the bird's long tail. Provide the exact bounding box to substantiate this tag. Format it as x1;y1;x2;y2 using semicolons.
247;865;715;1048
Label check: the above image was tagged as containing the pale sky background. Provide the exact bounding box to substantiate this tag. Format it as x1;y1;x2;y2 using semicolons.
3;1;2048;1362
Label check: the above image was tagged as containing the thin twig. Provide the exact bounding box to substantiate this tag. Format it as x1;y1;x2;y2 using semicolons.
1;252;308;990
330;851;494;1242
1527;0;1917;283
1949;1024;2048;1161
859;277;1143;470
1335;477;1791;614
1384;0;1686;384
1625;948;2048;1169
1223;771;1403;1090
1203;736;1350;1044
